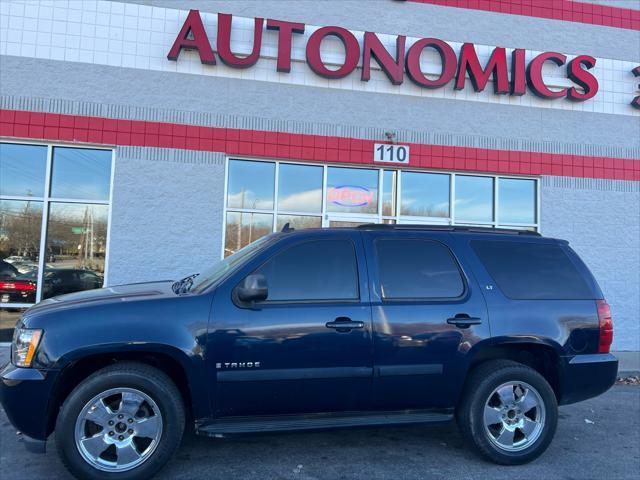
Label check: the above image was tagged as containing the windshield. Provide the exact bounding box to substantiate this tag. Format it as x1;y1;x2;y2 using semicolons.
189;234;276;293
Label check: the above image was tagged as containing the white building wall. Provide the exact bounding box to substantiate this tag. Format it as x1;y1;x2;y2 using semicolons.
106;146;225;286
541;176;640;351
1;0;638;117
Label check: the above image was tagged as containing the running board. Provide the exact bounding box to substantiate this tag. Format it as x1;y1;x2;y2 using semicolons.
196;409;453;435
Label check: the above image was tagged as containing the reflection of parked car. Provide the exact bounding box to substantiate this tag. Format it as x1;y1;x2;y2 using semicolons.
41;269;104;299
0;260;18;277
0;268;104;304
3;255;30;264
0;260;36;304
12;261;39;275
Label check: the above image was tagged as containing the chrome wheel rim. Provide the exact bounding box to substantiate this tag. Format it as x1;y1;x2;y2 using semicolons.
74;387;163;472
483;381;545;452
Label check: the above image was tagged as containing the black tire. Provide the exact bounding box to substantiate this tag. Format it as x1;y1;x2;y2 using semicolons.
55;362;185;480
456;360;558;465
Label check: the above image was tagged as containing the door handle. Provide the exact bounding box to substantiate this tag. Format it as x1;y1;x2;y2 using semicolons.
326;317;364;332
446;314;482;329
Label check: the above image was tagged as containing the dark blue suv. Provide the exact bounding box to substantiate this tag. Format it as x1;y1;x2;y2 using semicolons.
0;225;618;479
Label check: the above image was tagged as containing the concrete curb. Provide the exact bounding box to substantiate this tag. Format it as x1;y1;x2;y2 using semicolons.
613;351;640;377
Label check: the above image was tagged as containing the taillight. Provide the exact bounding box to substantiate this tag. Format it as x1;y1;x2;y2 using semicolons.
596;300;613;354
0;281;36;292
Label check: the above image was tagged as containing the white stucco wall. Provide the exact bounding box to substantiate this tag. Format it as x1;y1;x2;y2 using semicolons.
106;146;225;286
541;176;640;351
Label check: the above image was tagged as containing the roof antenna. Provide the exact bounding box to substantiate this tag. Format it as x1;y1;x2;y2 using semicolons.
281;222;294;232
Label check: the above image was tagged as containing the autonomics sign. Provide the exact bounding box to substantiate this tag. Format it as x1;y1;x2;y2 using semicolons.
167;10;607;103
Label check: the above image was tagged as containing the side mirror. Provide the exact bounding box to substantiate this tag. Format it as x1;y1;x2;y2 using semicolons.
236;273;268;303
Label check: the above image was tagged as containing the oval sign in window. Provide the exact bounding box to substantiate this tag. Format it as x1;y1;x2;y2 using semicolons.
327;185;374;207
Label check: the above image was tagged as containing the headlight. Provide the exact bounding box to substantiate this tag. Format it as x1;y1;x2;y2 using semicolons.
12;328;43;368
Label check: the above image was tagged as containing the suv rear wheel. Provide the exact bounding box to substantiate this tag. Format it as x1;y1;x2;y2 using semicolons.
55;362;185;480
457;360;558;465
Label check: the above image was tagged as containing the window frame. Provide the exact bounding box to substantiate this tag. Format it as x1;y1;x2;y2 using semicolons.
372;236;469;302
237;237;361;305
222;156;540;259
0;140;115;308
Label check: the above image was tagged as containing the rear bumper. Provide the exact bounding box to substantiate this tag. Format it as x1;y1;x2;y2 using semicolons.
0;361;58;441
559;353;618;405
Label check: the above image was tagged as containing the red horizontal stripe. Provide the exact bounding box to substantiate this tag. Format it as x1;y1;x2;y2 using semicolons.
407;0;640;31
1;109;638;181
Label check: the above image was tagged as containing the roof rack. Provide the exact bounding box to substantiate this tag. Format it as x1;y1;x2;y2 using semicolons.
355;224;541;236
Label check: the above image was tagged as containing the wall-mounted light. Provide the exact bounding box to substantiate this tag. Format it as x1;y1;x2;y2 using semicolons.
385;131;397;144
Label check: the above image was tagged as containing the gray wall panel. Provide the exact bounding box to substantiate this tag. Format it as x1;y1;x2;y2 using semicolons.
127;0;640;62
107;146;225;286
541;177;640;351
2;56;639;154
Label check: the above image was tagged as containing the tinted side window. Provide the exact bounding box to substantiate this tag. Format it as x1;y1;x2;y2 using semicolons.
471;240;593;300
256;239;358;302
375;239;465;299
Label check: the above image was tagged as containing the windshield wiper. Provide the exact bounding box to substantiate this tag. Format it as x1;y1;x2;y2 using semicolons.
172;273;200;294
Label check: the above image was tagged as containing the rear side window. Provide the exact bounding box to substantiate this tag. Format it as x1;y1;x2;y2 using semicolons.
256;239;358;302
375;239;465;300
471;240;593;300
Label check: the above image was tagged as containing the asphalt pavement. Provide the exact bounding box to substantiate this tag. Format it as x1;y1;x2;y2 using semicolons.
1;345;638;480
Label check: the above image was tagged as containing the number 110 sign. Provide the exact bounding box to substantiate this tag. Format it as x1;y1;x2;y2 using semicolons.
374;143;410;165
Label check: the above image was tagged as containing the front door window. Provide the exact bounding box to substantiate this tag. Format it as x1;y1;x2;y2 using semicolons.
325;214;380;228
254;238;359;302
326;167;379;215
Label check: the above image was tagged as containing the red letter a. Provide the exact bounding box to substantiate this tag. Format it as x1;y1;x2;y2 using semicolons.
167;10;216;65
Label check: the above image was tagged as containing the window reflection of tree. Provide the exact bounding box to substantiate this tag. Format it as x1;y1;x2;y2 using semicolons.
276;216;321;231
401;205;449;218
224;212;272;257
0;201;42;259
47;205;108;273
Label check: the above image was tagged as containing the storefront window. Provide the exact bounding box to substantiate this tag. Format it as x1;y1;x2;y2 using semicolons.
498;178;537;224
223;158;539;257
276;215;322;231
401;172;449;218
278;164;322;213
43;203;109;300
326;167;378;214
455;175;494;223
0;142;112;320
224;212;273;257
50;147;112;200
227;160;275;210
0;200;43;305
0;143;47;197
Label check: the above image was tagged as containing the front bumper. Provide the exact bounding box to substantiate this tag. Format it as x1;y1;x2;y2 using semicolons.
559;353;618;405
0;361;58;441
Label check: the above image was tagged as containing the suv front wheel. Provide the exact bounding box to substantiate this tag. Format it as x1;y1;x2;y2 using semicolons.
457;360;558;465
55;362;185;480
